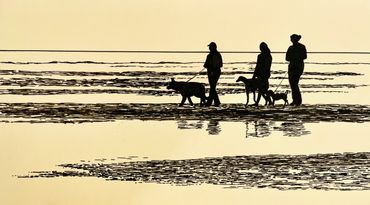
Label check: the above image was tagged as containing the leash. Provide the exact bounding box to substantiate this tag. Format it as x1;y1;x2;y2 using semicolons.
186;67;206;82
274;71;288;92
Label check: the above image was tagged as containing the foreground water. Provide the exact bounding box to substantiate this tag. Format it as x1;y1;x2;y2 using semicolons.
0;53;369;204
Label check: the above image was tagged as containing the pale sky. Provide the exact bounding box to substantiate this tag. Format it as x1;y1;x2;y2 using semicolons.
1;0;370;51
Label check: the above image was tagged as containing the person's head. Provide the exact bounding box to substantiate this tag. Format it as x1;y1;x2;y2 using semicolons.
259;42;271;54
290;34;301;44
208;42;217;52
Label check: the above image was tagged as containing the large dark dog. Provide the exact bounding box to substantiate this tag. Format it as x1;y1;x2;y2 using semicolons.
167;78;207;106
236;76;267;105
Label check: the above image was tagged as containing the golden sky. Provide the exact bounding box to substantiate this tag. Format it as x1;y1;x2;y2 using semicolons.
1;0;369;51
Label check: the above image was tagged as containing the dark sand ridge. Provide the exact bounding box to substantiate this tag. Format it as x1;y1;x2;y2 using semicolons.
0;103;369;124
19;152;370;191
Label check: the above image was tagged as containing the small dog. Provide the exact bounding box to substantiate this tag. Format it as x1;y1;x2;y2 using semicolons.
236;76;267;105
266;90;289;106
167;78;207;106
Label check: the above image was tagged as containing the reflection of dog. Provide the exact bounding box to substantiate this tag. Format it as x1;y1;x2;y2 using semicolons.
167;78;207;106
236;76;267;105
266;90;289;106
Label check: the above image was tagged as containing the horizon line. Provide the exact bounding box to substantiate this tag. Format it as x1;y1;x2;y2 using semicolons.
1;49;370;54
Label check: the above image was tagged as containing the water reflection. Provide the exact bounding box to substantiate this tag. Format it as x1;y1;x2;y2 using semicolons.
245;119;310;138
177;120;204;130
278;121;311;136
206;119;221;135
245;120;274;138
178;119;310;137
177;119;221;135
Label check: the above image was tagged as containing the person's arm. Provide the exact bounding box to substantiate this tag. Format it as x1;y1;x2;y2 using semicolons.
265;55;272;79
302;45;307;60
204;54;210;68
253;55;261;79
285;47;292;61
219;53;223;68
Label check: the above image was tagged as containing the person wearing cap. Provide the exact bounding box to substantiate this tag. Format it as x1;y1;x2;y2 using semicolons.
252;42;272;106
204;42;223;106
286;34;307;106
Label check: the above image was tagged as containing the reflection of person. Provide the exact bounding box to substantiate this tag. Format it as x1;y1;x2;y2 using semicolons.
252;42;272;106
207;119;221;135
286;34;307;106
245;120;272;138
204;42;223;106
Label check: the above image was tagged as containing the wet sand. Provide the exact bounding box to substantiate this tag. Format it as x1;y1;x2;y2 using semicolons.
1;55;369;204
21;152;370;191
0;103;368;124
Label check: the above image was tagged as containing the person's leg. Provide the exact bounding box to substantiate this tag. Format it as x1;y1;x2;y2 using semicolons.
213;72;221;106
289;74;297;105
261;80;271;105
295;75;302;105
255;92;262;106
206;73;214;106
262;92;271;106
255;80;268;106
289;73;300;105
296;63;304;106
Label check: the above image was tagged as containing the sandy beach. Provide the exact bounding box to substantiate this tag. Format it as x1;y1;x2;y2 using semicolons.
1;44;370;205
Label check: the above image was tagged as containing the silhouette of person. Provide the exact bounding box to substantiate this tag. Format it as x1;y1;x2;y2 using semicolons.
286;34;307;106
204;42;223;107
252;42;272;106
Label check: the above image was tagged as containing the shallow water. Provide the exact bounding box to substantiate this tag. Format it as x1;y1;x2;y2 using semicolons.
0;53;369;204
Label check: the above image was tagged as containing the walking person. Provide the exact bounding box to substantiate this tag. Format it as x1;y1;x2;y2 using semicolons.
252;42;272;106
286;34;307;106
204;42;223;106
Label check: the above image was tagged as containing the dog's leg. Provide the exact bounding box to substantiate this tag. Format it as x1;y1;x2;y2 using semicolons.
200;95;206;107
284;98;288;106
246;92;249;106
179;96;186;107
264;94;269;106
253;91;257;103
188;97;194;106
262;93;270;106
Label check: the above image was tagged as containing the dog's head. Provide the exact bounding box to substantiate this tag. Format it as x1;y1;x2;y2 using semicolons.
167;78;179;90
266;90;275;97
166;78;175;89
236;76;246;83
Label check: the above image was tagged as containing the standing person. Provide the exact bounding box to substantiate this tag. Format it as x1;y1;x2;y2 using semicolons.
204;42;223;107
286;34;307;106
252;42;272;106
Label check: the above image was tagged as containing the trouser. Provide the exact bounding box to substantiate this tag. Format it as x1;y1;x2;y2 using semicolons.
255;79;271;105
207;70;221;105
288;64;304;105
